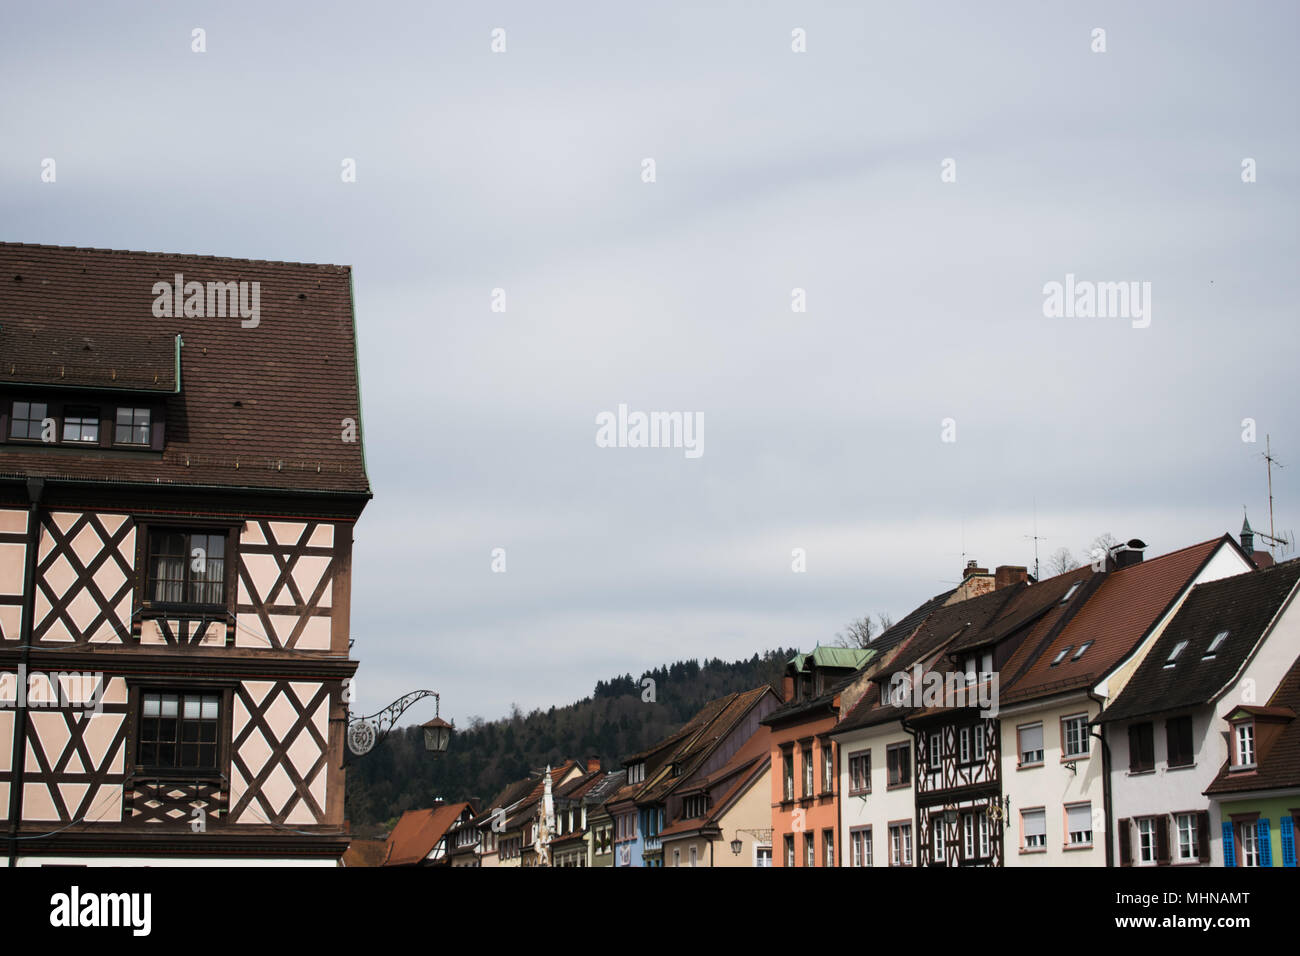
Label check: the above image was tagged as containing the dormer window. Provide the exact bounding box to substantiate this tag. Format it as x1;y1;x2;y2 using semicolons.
9;400;49;440
1203;631;1228;659
1163;640;1189;668
1233;721;1255;767
115;407;152;445
627;762;645;785
1050;645;1073;667
61;406;100;443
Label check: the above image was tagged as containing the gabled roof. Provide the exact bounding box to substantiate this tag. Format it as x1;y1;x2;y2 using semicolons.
660;725;772;839
0;242;370;495
1100;558;1300;724
636;685;776;804
382;802;473;866
866;588;958;654
1001;537;1236;705
1206;653;1300;795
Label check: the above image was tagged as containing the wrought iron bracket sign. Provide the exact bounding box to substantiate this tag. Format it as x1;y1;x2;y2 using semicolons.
345;690;441;756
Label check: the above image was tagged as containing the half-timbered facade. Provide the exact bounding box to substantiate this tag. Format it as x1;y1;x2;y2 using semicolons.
0;243;371;865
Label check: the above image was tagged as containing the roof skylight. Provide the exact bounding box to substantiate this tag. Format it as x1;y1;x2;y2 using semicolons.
1203;631;1229;659
1164;640;1189;668
1050;645;1073;666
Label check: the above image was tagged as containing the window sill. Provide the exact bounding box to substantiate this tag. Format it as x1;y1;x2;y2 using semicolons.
1019;847;1047;855
1165;762;1196;772
1062;843;1094;852
886;783;912;791
1227;764;1257;773
1017;762;1043;771
1061;754;1089;763
849;789;871;798
1126;768;1156;777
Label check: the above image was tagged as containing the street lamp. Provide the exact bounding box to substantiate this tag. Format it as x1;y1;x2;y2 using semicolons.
422;715;453;754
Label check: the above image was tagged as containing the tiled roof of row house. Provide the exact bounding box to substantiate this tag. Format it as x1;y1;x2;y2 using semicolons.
0;242;370;495
383;802;474;866
999;537;1241;705
504;761;581;828
1100;558;1300;724
1205;652;1300;795
866;588;957;654
582;770;626;807
472;774;538;829
635;685;777;804
659;724;772;838
832;566;1096;734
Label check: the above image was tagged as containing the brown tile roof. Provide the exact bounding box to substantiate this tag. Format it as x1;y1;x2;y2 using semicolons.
0;242;370;495
382;802;472;866
636;686;775;804
342;838;388;867
661;725;773;838
1001;538;1234;704
1206;653;1300;795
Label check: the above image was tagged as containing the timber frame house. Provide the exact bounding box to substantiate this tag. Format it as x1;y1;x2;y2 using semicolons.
0;243;371;865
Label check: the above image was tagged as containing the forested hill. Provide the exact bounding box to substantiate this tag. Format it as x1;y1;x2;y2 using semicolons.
345;650;796;832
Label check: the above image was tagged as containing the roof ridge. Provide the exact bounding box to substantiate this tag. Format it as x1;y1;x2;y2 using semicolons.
0;240;351;272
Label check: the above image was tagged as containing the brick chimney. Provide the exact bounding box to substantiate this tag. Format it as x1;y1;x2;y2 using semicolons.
587;756;601;774
963;560;989;579
782;675;795;701
995;565;1029;589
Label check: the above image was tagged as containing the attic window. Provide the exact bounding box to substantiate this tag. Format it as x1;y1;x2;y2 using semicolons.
1061;582;1082;604
1072;641;1093;661
1163;640;1189;668
115;407;151;445
1050;645;1074;666
61;406;99;443
1203;631;1228;659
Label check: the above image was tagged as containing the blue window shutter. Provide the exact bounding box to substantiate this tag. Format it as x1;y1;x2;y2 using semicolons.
1258;819;1273;867
1222;822;1236;866
1281;816;1296;868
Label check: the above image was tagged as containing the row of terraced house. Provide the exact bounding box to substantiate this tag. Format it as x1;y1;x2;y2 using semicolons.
388;526;1300;868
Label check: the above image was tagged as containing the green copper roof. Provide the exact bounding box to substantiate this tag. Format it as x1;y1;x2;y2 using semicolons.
790;645;874;672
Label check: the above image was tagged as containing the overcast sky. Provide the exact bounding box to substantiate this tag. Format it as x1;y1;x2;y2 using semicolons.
3;1;1297;726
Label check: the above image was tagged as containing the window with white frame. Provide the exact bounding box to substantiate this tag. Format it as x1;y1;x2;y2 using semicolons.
978;812;990;857
1018;722;1044;765
804;832;815;867
1137;817;1157;865
1176;813;1199;862
803;743;815;797
784;834;795;867
959;726;971;763
962;813;975;859
889;823;913;866
1022;808;1046;850
973;724;986;761
1237;821;1259;867
1066;803;1092;846
933;820;945;861
1234;721;1256;766
929;732;940;770
850;827;872;867
756;846;772;867
824;828;835;867
783;748;794;800
689;845;698;867
822;743;834;792
1063;714;1089;758
672;848;680;867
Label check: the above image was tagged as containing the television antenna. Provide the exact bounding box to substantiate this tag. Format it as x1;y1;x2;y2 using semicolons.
1023;497;1046;581
1259;436;1292;557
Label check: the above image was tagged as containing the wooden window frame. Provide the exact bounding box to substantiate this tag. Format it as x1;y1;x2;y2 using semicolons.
848;749;871;795
134;517;241;620
1165;715;1194;769
1128;721;1155;774
886;742;911;789
124;682;233;785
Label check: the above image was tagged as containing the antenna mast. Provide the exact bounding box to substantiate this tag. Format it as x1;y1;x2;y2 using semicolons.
1024;497;1045;580
1261;435;1288;557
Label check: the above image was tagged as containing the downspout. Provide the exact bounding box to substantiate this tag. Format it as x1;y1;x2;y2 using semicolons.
7;477;44;867
1088;689;1113;868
